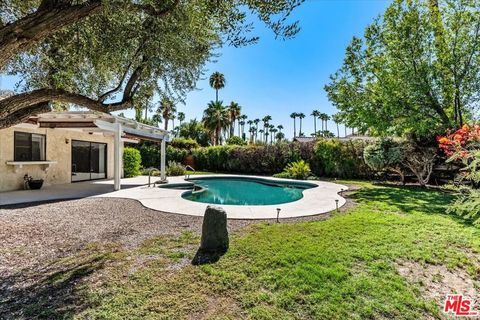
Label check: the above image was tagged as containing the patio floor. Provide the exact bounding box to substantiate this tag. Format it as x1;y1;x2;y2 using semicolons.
0;176;151;206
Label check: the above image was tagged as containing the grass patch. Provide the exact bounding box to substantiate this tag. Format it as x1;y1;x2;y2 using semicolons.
45;183;480;319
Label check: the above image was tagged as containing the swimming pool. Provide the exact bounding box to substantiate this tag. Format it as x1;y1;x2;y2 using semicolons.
181;177;317;205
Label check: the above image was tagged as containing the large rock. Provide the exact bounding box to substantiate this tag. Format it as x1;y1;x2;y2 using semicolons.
192;206;229;265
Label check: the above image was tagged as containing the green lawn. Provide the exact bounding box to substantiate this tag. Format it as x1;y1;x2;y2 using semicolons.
36;182;480;319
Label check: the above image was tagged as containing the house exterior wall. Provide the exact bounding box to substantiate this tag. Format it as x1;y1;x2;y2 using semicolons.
0;126;115;192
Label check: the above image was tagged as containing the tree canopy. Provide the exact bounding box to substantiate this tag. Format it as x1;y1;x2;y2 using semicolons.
0;0;303;128
325;0;480;138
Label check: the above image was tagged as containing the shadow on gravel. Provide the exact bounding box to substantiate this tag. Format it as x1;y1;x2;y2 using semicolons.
0;248;111;319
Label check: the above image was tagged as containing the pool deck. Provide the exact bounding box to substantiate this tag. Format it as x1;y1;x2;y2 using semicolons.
96;175;348;219
1;175;348;219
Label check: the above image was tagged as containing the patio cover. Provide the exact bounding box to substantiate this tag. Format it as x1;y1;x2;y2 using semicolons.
27;111;170;190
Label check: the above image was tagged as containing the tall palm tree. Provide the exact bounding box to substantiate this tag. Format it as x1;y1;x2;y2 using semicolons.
247;120;253;142
202;101;229;146
253;118;260;142
251;126;257;143
298;113;305;137
171;113;176;130
240;114;248;138
271;128;278;143
159;98;176;131
269;125;276;144
227;102;241;138
311;110;320;137
332;113;340;138
177;112;185;127
209;72;226;103
259;129;264;143
290;112;297;137
262;115;272;143
325;114;331;132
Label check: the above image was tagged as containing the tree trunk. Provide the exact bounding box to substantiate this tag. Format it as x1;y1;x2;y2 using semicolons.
313;117;316;137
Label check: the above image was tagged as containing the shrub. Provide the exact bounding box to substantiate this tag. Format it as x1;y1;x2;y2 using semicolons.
123;147;141;177
137;143;187;168
439;124;480;224
273;160;311;180
166;161;186;176
314;139;372;178
364;139;406;183
226;136;246;145
170;137;199;150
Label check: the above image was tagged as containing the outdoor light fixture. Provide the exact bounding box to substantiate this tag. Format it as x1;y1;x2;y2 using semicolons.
65;138;69;144
276;208;281;223
335;199;339;212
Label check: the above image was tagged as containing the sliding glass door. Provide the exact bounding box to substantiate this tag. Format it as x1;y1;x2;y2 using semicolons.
71;140;107;182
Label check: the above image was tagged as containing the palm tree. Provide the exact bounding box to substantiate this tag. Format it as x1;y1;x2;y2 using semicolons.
251;126;257;143
151;111;162;128
275;131;285;142
311;110;320;137
332;114;340;138
290;112;297;137
262;115;272;143
159;98;176;131
253;118;260;142
202;100;229;145
177;112;185;127
209;72;226;103
325;114;331;132
270;126;277;144
277;124;283;134
258;129;264;143
170;113;176;131
227;102;241;138
240;114;248;138
298;113;305;137
247;120;253;142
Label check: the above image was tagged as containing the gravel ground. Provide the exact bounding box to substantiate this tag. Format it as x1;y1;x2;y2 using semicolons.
0;194;355;318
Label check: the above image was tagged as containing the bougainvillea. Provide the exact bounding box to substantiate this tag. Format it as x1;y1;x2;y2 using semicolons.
438;124;480;158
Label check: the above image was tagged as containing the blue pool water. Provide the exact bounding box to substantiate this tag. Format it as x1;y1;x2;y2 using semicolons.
182;177;316;205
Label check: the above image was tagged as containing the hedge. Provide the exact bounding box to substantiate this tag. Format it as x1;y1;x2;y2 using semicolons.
123;147;142;177
135;139;373;179
191;140;373;178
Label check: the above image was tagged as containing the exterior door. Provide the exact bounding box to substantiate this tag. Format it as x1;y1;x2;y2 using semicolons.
71;140;107;182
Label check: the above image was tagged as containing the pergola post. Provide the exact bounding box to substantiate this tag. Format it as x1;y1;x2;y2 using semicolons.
114;122;122;190
160;139;166;181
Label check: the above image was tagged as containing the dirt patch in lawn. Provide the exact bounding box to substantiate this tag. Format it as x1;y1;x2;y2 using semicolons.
395;260;479;309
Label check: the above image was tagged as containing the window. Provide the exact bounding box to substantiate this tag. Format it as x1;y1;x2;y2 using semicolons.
14;132;46;161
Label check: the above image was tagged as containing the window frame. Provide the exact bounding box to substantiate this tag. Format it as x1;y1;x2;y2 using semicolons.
13;131;47;162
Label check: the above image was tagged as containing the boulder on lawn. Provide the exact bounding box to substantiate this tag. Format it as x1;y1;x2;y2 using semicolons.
192;205;229;265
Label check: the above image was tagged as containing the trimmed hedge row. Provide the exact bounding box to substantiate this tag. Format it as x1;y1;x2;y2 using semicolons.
135;139;373;179
192;140;372;178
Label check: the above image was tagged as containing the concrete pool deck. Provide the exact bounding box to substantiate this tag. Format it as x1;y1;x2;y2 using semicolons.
0;174;348;219
95;175;349;219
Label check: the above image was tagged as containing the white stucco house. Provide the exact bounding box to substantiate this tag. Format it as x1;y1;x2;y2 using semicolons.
0;111;170;192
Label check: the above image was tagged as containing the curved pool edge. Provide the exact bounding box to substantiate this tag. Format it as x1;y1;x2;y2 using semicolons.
94;174;349;220
181;175;318;206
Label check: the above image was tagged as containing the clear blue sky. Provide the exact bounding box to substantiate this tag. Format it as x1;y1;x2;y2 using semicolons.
0;0;390;138
167;0;391;138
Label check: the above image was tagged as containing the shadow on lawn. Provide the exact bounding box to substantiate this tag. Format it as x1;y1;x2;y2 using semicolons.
0;250;110;319
350;184;454;216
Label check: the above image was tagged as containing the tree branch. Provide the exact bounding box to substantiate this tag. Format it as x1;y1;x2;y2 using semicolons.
0;1;102;69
